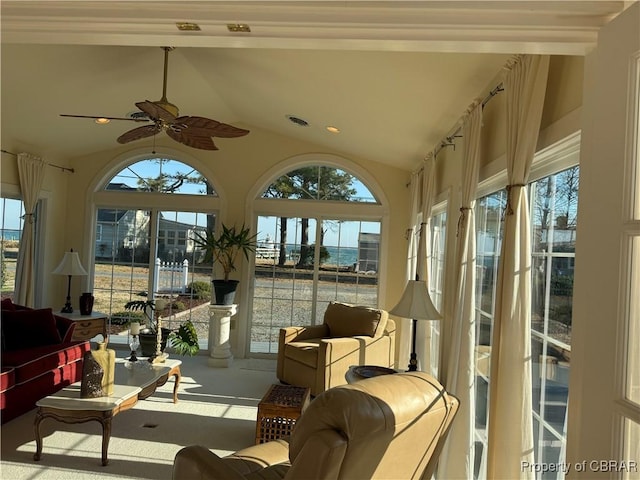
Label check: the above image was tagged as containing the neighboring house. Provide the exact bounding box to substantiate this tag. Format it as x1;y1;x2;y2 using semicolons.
96;183;205;262
157;217;205;262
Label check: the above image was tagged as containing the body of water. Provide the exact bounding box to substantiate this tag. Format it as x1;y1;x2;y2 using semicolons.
1;229;21;241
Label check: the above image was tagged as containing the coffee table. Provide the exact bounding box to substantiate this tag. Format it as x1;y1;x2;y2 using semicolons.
33;358;181;466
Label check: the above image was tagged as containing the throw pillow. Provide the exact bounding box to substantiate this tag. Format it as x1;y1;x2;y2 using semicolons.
1;298;16;311
2;308;62;350
323;302;387;338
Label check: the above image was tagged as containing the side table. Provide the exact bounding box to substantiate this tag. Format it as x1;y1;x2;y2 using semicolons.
57;311;108;342
255;384;311;444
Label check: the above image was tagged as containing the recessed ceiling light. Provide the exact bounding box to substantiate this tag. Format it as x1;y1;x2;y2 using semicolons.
227;23;251;33
95;118;110;124
176;22;201;31
326;126;340;134
286;115;309;127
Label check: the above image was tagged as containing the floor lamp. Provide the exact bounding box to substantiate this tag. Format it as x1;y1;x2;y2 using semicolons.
52;249;88;313
390;280;442;372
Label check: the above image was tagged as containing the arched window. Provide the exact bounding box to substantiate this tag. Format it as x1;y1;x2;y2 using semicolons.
92;156;217;348
249;161;386;354
106;158;216;195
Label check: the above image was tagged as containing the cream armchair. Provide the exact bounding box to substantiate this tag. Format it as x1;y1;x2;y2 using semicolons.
276;302;396;396
173;372;459;480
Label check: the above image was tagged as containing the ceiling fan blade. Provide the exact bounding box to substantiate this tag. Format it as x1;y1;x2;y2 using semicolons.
60;114;147;122
176;116;250;138
135;100;176;123
117;124;162;144
166;128;218;150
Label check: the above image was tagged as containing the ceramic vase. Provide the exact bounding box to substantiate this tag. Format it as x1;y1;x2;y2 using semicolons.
79;292;94;315
80;351;104;398
92;341;115;395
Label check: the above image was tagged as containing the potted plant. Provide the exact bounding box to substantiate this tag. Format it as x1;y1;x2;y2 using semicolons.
124;297;199;357
192;223;258;304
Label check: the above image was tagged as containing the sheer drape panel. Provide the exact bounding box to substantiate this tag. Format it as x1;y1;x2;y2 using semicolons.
416;154;437;372
398;169;423;368
439;102;482;479
14;152;46;306
487;54;549;479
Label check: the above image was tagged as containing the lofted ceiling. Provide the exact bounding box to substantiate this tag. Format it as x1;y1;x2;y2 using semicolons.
0;1;628;171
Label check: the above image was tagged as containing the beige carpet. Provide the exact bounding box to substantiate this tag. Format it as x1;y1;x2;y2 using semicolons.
0;351;279;480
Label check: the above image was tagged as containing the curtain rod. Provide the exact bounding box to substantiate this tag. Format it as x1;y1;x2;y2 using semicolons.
431;82;504;160
1;149;74;173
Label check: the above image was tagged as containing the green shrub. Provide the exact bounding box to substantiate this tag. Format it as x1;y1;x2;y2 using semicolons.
110;311;144;326
187;281;211;300
170;301;186;311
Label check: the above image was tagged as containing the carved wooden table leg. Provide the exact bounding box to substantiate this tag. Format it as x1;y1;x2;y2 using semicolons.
100;414;112;466
170;366;181;403
33;409;44;461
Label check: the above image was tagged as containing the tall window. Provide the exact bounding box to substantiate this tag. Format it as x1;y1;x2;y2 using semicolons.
474;189;507;478
251;164;383;354
427;208;447;377
92;158;217;348
473;165;579;479
0;197;26;300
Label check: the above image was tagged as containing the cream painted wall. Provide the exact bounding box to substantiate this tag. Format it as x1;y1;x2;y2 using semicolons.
55;124;410;358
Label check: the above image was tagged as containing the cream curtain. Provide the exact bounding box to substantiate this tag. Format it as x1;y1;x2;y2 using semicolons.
487;54;550;479
397;155;437;373
415;154;437;373
14;152;46;307
397;168;423;369
439;100;483;479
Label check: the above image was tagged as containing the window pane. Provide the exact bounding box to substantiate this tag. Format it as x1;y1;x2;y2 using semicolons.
529;166;578;480
474;189;506;479
158;210;213;351
627;236;640;404
94;208;151;340
252;216;380;354
0;197;24;299
107;158;216;196
623;419;640;480
261;165;377;203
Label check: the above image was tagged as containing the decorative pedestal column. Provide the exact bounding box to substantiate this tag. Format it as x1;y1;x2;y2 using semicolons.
208;304;237;367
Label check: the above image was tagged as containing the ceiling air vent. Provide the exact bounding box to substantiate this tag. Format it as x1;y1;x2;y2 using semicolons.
286;115;309;127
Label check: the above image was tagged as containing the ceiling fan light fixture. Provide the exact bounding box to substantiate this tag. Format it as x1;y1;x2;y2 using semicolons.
94;117;110;124
326;125;340;134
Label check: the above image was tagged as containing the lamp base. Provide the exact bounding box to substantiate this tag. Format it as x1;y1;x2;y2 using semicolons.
60;304;73;314
407;352;418;372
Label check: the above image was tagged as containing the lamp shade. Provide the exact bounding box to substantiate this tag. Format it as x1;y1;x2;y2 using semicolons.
52;250;88;276
389;280;442;320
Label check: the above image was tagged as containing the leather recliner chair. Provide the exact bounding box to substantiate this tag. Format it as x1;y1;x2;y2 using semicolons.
276;301;396;396
173;371;459;480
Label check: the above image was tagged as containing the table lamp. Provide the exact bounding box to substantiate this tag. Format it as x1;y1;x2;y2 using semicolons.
389;280;442;371
52;249;88;313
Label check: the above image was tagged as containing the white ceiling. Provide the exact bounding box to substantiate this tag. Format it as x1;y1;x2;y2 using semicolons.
0;1;628;171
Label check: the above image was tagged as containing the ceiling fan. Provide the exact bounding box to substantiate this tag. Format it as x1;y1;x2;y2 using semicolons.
60;47;249;151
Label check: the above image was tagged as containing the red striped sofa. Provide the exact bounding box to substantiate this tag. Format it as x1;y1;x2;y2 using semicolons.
1;299;90;424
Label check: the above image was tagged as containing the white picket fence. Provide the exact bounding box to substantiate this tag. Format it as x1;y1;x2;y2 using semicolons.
154;258;189;294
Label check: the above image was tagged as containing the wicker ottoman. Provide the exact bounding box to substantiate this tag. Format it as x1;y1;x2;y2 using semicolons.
255;384;311;444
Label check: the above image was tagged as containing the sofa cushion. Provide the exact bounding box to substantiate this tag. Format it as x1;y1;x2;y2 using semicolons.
2;308;62;350
0;368;15;394
1;298;16;311
284;340;321;368
323;302;388;338
2;341;89;385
